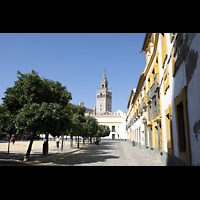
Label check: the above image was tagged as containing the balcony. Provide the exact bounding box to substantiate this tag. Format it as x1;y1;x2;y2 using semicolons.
147;91;151;103
142;97;146;109
130;117;133;126
138;103;141;115
151;97;160;120
147;103;151;122
152;98;156;120
150;83;155;99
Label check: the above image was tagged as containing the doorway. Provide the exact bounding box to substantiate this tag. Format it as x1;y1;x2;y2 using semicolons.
112;134;115;140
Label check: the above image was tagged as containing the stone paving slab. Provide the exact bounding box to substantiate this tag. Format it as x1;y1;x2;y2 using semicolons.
120;141;164;166
0;140;165;166
37;141;165;166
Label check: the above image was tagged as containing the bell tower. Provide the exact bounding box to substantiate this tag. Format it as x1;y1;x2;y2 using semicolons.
101;68;108;89
96;69;112;114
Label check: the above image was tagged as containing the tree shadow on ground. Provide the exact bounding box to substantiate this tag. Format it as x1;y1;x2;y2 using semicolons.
0;141;120;166
44;141;120;166
0;152;28;166
0;151;56;166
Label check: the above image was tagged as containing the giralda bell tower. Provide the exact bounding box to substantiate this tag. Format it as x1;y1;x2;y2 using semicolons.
96;69;112;114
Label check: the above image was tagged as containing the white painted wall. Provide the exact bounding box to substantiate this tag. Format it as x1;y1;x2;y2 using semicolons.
95;110;127;140
166;33;200;165
185;34;200;165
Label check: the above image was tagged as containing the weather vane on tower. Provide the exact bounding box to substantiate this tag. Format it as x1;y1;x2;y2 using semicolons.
104;68;106;73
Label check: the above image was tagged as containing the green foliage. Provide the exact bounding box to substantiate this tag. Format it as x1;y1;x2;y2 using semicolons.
83;115;98;138
68;103;86;137
0;104;16;135
96;124;110;137
3;70;72;112
1;70;72;137
1;70;110;148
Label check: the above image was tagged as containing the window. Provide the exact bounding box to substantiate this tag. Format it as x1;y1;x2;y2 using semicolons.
174;86;191;165
177;102;186;152
163;64;170;94
165;104;173;155
152;68;155;75
147;103;152;122
112;126;116;132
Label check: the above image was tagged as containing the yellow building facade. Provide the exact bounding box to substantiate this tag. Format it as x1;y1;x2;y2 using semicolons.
126;33;200;165
126;33;163;156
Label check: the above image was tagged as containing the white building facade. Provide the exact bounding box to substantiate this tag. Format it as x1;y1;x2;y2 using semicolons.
84;70;127;140
95;110;127;140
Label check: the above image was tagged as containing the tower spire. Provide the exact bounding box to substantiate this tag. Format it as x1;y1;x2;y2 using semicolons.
96;69;112;114
101;69;108;89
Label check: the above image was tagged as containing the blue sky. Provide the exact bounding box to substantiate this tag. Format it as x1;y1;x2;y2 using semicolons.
0;33;146;112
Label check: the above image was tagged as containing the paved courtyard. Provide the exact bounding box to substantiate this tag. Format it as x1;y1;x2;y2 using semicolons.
38;140;164;166
0;140;164;166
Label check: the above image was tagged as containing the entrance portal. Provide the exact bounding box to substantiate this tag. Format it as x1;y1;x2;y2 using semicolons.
112;134;115;140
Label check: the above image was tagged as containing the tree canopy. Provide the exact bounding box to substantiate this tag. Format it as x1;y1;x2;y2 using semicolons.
1;70;72;158
0;70;110;159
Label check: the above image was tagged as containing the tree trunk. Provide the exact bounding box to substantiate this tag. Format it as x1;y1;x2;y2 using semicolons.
23;132;36;161
61;133;64;152
70;133;73;148
43;133;49;155
77;135;79;148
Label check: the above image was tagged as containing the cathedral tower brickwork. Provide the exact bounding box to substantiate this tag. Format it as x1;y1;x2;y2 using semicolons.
96;69;112;114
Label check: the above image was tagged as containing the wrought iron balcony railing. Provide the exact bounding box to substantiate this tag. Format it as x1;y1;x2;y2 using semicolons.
147;103;151;122
138;103;141;115
151;96;160;120
147;91;151;103
150;83;155;99
142;97;145;109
